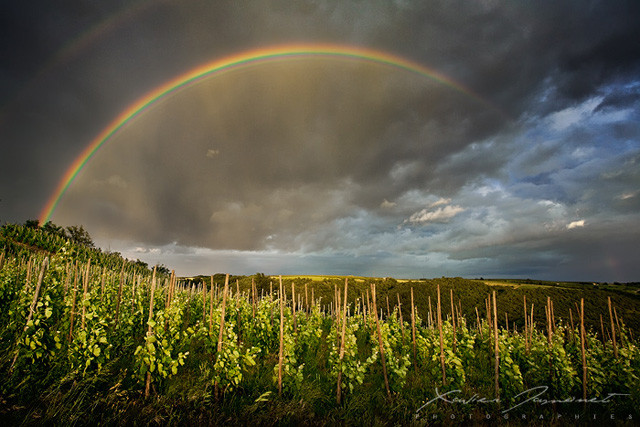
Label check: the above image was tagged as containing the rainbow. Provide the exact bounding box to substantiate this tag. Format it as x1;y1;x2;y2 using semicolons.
39;43;506;224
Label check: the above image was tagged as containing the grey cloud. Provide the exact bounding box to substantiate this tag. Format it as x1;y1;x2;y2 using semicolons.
2;0;640;281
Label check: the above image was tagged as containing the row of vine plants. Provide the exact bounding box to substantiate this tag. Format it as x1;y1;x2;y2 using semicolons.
0;243;639;424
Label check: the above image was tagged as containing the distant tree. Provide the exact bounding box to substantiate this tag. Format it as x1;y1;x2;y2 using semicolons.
42;221;66;238
66;225;94;248
24;219;40;228
134;259;149;270
154;264;171;275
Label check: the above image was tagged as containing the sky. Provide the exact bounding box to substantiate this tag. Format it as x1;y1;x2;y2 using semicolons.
1;0;639;282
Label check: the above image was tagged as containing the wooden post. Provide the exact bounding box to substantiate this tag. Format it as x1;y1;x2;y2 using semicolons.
580;298;587;402
80;259;91;330
115;261;124;326
600;314;606;344
530;303;534;342
546;297;553;346
428;296;433;329
337;278;348;404
493;291;499;400
450;289;457;353
524;296;528;353
10;257;49;373
505;312;509;333
100;266;106;300
291;281;297;332
209;277;215;332
251;277;256;318
202;281;207;323
144;267;157;398
608;297;618;358
411;287;417;372
486;296;492;341
386;295;390;318
371;283;390;398
569;308;575;344
216;275;229;355
437;284;446;385
278;276;284;396
214;275;229;399
131;275;139;315
397;293;405;343
68;263;79;342
614;306;621;344
25;257;32;290
475;306;482;337
64;262;71;295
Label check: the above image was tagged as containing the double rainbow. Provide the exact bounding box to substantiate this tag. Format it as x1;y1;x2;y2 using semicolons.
39;43;504;224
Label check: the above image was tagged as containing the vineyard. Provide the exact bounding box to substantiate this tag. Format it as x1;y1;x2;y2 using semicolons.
1;223;639;425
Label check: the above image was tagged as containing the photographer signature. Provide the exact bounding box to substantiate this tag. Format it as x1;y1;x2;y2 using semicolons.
416;386;630;415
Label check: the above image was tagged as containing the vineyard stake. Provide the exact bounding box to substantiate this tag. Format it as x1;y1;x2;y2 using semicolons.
523;296;528;353
100;266;106;300
411;287;417;373
546;297;552;346
68;263;79;342
278;276;284;396
131;275;138;315
428;296;433;329
64;262;71;295
25;257;32;290
115;260;125;327
569;308;575;344
450;289;457;353
80;259;90;330
580;298;587;402
209;277;215;331
214;274;229;399
493;291;499;401
305;283;308;315
386;295;390;318
613;306;621;344
292;281;297;332
337;278;348;404
505;312;508;333
371;283;391;398
144;267;157;398
202;281;207;323
530;303;534;345
608;296;618;358
550;298;555;333
437;284;446;385
397;293;405;343
475;306;482;337
600;314;606;344
251;277;256;319
486;296;492;342
10;256;49;373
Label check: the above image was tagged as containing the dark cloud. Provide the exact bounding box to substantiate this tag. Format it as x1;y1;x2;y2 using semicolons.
2;0;640;280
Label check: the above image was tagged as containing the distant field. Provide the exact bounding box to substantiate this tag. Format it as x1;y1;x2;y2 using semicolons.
475;278;640;297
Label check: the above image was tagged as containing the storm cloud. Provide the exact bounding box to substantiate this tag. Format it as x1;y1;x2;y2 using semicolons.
1;0;639;281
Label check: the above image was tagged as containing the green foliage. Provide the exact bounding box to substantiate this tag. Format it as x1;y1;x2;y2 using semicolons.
0;242;638;424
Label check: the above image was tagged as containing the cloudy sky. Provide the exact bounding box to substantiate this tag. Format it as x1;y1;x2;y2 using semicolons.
1;1;639;281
